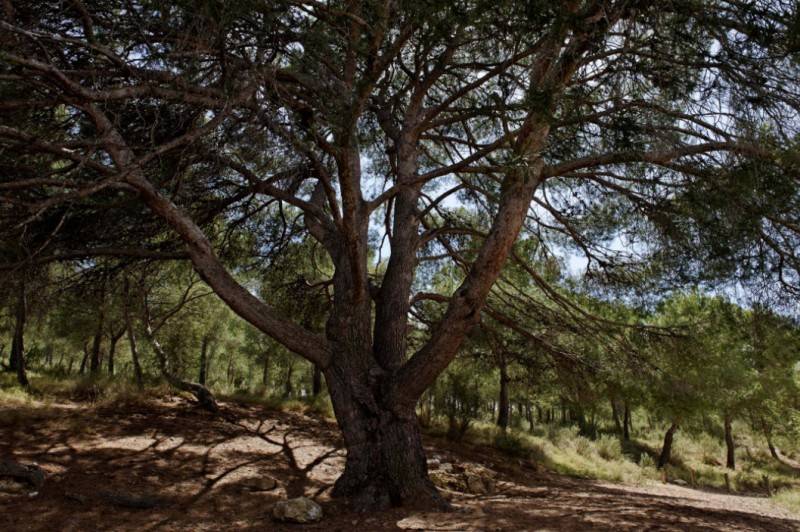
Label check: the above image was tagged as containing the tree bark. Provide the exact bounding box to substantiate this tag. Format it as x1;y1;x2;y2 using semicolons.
325;364;443;511
658;422;678;469
496;361;509;430
724;414;736;470
10;277;28;387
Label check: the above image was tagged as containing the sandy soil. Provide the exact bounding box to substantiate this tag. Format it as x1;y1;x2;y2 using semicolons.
0;398;798;531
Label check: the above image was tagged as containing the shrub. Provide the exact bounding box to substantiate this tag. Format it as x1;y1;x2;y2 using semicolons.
494;432;529;458
639;454;656;469
596;435;623;461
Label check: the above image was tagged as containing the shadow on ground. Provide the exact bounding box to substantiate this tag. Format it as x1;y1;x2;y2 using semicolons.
0;399;797;531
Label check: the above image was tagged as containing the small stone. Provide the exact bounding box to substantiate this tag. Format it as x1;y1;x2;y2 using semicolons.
0;478;28;494
427;458;441;470
272;497;323;524
439;463;454;473
239;476;278;492
672;479;689;487
465;473;488;495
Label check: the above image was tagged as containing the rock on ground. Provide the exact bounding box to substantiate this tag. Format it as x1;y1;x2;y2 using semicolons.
272;496;323;524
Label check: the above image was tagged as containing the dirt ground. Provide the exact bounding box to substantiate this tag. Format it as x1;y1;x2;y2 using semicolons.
1;398;798;531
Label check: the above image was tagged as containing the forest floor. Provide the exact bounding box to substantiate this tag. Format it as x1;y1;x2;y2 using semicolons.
0;397;799;531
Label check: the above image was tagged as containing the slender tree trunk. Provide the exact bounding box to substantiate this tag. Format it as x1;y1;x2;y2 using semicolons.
724;414;736;470
283;360;294;398
312;363;322;397
107;332;121;376
496;361;509;430
198;336;209;385
658;422;678;469
123;278;144;391
10;278;28;387
90;304;105;375
525;401;535;433
261;352;270;387
611;397;623;435
623;401;631;441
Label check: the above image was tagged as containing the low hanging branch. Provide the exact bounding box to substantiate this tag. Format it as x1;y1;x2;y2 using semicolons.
139;277;218;413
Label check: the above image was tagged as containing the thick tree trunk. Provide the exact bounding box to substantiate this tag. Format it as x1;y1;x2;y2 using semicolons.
325;365;443;511
724;414;735;470
496;362;509;430
658;422;678;469
623;401;631;441
10;278;28;387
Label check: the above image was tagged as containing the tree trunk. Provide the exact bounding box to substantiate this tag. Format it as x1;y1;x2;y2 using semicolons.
123;278;144;391
198;336;209;385
312;363;323;397
724;414;735;470
90;305;105;375
623;401;631;441
611;397;623;435
496;362;509;430
107;332;121;376
324;365;443;511
79;342;90;375
10;278;28;387
658;422;678;469
283;360;294;398
261;352;270;387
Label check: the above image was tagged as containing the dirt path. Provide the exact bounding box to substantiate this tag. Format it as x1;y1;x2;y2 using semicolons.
0;398;798;531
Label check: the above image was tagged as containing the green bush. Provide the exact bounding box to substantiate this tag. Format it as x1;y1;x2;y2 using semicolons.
596;435;623;461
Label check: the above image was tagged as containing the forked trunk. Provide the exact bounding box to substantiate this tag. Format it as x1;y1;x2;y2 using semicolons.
658;422;678;469
724;414;735;470
325;365;443;511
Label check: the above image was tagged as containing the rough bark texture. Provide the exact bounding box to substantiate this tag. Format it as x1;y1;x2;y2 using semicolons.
325;364;443;511
658;422;679;469
724;414;736;470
